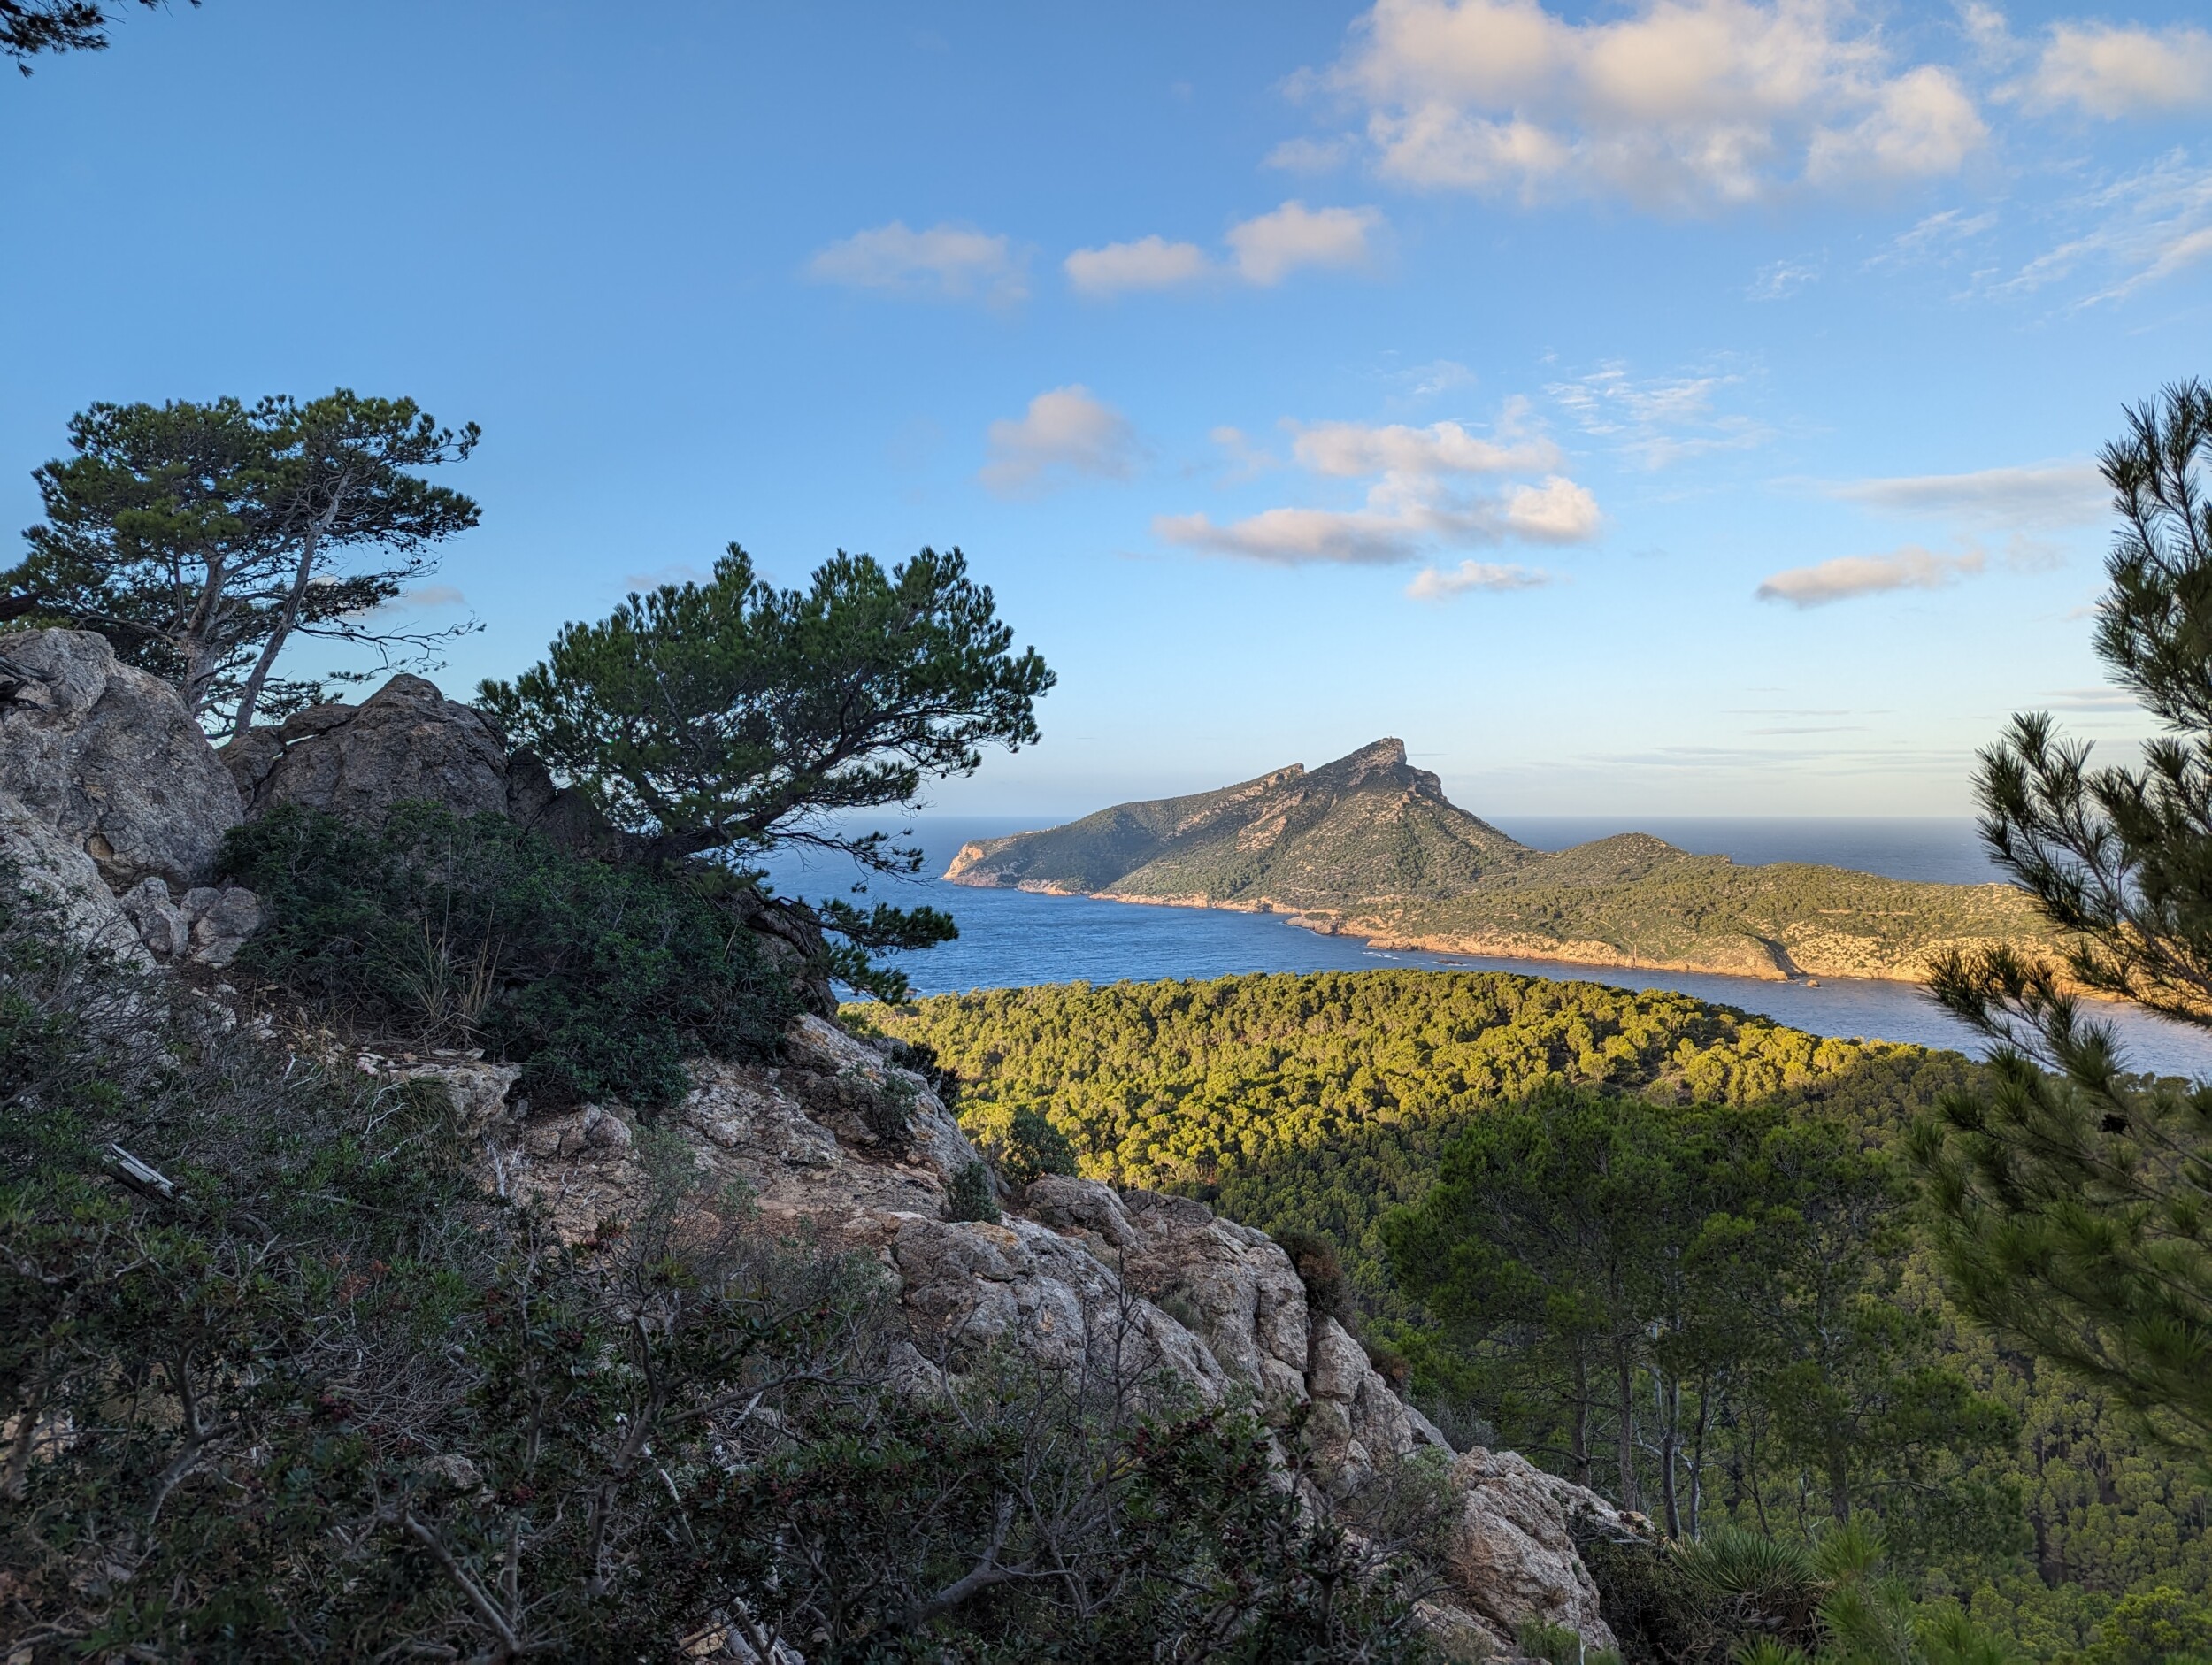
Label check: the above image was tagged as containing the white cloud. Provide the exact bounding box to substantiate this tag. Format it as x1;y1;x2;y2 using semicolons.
1807;65;1987;183
807;221;1027;303
1064;235;1212;296
1755;544;1985;607
340;583;468;621
1748;257;1817;299
2000;150;2212;304
2020;23;2212;119
979;387;1139;498
1159;397;1595;568
1407;560;1552;599
1064;201;1386;298
1502;475;1603;540
1548;361;1768;467
1225;200;1384;283
1821;461;2106;528
1308;0;1990;211
1290;414;1560;477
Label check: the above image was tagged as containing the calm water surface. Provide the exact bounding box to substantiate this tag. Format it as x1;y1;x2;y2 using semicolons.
757;817;2212;1078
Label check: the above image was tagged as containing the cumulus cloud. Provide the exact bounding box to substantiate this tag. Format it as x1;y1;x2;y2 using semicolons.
1067;201;1384;297
1154;475;1596;564
1299;0;1993;211
1158;397;1595;569
1755;544;1985;607
2020;22;2212;118
1064;235;1212;296
1290;413;1560;477
1225;200;1384;283
1820;461;2106;528
808;221;1027;303
979;387;1140;498
1407;560;1552;599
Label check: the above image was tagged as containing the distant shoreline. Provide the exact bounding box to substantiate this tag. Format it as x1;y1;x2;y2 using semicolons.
941;871;1939;990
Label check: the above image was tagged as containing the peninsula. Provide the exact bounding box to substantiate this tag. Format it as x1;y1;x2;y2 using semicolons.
942;739;2055;984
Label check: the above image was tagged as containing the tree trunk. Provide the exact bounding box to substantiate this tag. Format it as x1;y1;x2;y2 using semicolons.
1614;1341;1640;1513
230;479;347;739
1827;1434;1852;1525
1658;1372;1682;1538
1570;1349;1592;1487
1687;1377;1711;1540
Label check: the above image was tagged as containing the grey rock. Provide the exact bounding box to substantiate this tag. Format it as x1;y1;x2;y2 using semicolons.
1446;1447;1630;1650
0;629;242;887
0;792;147;961
119;876;190;958
228;674;511;825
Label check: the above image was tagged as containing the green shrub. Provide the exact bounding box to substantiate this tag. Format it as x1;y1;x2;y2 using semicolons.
0;875;1442;1661
947;1159;1001;1223
219;802;805;1106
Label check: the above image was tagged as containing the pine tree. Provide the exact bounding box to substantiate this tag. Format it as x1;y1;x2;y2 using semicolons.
1914;379;2212;1460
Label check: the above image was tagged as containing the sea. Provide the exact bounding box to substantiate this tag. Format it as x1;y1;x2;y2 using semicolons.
755;816;2212;1078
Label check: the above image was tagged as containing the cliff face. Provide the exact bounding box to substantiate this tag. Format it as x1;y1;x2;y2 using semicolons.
0;632;1635;1653
947;739;1530;910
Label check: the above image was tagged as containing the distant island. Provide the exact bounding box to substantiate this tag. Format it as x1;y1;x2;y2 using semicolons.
943;739;2057;985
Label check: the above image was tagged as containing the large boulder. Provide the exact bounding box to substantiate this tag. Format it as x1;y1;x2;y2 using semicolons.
1446;1447;1633;1650
224;674;511;825
0;629;242;888
0;791;147;962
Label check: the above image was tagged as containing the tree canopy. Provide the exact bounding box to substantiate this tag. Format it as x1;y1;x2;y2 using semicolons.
3;391;481;735
480;543;1052;868
2;0;188;73
1917;380;2212;1464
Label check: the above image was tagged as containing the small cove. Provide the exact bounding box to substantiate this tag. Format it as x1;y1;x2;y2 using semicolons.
759;816;2212;1078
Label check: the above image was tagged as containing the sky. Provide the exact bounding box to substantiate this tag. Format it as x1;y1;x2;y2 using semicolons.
4;0;2210;821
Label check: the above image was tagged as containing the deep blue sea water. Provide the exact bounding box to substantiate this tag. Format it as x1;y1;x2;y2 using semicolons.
757;816;2212;1078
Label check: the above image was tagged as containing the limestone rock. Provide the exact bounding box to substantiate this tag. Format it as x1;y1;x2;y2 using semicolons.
0;791;147;962
1117;1188;1317;1410
1446;1447;1632;1650
227;675;511;825
119;876;190;958
0;629;242;887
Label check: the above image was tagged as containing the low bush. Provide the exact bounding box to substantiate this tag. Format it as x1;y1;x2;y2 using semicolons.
0;873;1449;1661
219;802;806;1106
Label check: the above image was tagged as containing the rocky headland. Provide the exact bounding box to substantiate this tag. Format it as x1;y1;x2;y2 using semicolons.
945;739;2055;986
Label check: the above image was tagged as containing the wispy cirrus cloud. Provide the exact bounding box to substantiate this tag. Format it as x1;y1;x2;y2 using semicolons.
1064;201;1384;297
979;387;1140;498
1755;544;1985;608
1816;460;2106;529
807;220;1028;304
1548;361;1770;468
1406;560;1552;599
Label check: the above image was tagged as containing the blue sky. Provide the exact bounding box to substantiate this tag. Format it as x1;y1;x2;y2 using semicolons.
4;0;2209;819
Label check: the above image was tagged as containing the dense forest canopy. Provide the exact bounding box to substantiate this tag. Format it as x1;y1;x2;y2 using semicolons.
865;971;2212;1659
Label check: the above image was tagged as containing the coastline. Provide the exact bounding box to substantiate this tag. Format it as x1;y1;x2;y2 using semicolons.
943;872;1983;993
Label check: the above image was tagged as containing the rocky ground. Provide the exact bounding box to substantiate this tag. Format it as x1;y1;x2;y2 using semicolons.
0;626;1643;1654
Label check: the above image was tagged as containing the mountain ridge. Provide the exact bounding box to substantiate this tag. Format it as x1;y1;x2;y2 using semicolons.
943;740;2055;985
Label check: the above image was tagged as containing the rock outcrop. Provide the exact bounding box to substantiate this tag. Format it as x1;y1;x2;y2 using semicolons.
223;674;513;825
389;1013;1625;1650
0;629;242;889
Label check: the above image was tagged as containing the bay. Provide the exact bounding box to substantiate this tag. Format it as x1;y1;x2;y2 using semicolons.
757;816;2212;1078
